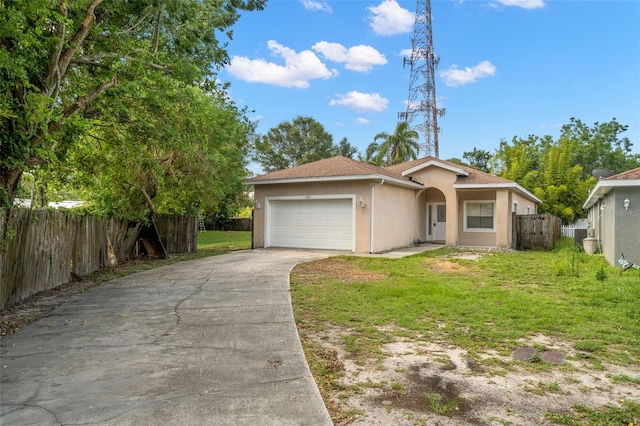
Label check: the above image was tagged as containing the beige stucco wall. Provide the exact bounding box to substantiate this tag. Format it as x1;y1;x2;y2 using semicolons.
512;192;538;215
456;190;497;247
495;189;511;248
252;181;373;252
370;182;419;253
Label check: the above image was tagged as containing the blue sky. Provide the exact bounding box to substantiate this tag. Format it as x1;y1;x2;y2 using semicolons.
220;0;640;173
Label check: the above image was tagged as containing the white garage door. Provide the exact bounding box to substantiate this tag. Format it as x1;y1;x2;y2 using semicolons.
268;198;353;250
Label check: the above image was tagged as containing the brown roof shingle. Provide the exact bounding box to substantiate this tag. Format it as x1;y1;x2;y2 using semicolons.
247;156;407;182
604;167;640;181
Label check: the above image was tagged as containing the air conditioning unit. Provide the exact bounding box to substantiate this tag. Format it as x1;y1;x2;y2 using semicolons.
587;228;595;238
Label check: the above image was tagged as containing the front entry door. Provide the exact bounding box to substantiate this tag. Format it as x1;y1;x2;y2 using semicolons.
428;203;446;242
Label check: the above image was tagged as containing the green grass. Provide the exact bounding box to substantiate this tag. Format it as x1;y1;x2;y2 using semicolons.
544;400;640;425
292;238;640;423
196;230;251;253
291;238;640;366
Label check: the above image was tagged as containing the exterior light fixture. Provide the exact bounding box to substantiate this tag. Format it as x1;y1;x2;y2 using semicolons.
255;200;261;209
624;198;630;211
359;197;365;208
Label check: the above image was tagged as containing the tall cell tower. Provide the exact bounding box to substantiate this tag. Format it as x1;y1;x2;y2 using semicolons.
398;0;445;158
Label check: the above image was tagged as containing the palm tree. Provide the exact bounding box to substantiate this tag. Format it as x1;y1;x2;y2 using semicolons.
359;141;384;166
370;122;420;166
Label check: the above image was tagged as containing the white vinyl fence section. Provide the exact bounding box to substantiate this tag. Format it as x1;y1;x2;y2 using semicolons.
561;219;589;238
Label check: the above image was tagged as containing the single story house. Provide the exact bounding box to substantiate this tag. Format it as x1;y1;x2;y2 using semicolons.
246;156;540;253
583;166;640;266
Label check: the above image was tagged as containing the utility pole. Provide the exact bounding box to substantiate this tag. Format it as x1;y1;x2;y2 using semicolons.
398;0;445;158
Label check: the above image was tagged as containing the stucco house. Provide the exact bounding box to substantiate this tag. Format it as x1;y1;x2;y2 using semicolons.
583;166;640;266
246;156;540;253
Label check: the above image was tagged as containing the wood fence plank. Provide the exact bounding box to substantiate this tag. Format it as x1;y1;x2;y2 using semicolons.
1;210;197;309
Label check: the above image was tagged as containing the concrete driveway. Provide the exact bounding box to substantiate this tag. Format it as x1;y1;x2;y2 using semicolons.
0;249;336;426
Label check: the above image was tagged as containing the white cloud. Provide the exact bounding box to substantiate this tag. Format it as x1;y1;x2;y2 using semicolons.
493;0;545;9
312;41;387;72
356;117;372;124
226;40;338;88
367;0;414;36
329;91;389;112
439;60;496;87
399;48;413;58
300;0;332;13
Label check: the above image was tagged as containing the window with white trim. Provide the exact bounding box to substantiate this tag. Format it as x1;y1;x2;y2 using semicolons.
464;201;495;231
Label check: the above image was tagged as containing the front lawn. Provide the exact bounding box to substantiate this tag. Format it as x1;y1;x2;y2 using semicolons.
291;238;640;425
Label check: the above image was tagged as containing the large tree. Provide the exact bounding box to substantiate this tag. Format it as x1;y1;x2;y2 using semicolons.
492;118;639;223
0;0;265;208
368;121;420;166
335;137;359;159
251;116;338;173
561;117;639;178
52;80;254;219
463;148;492;173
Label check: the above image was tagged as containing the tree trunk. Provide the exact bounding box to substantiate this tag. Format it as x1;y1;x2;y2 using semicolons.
0;164;23;208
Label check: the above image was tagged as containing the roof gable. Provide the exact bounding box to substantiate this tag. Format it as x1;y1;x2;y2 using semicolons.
387;156;514;185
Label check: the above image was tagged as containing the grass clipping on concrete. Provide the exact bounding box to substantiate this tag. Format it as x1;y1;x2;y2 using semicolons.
291;239;640;425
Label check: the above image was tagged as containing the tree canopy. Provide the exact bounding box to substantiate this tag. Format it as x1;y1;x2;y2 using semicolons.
492;118;639;223
52;81;254;219
0;0;266;213
462;148;492;173
251;116;357;173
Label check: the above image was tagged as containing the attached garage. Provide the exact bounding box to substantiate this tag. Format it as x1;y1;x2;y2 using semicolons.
266;197;354;251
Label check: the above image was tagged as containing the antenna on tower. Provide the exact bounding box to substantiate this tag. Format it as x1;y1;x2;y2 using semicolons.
398;0;445;158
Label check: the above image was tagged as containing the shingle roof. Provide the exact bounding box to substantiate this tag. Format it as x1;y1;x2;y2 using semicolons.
583;166;640;209
247;156;407;182
386;156;513;185
246;155;535;202
604;167;640;181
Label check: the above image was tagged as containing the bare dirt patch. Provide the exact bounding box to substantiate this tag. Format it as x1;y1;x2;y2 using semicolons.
311;328;640;426
295;257;387;284
423;258;473;275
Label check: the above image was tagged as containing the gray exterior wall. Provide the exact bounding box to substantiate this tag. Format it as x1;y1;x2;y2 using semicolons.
612;188;640;265
589;188;640;266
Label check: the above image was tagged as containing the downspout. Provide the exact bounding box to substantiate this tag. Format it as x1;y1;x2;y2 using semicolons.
597;199;603;253
370;179;385;253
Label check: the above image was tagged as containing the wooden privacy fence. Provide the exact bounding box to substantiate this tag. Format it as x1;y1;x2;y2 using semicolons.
155;214;198;253
0;209;197;310
515;213;562;251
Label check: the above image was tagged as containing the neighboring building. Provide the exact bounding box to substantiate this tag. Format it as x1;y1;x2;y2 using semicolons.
246;156;540;253
583;167;640;266
14;199;85;209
